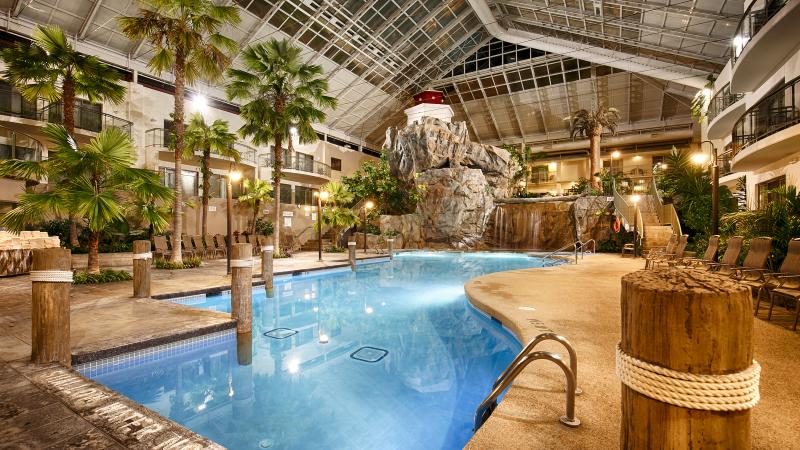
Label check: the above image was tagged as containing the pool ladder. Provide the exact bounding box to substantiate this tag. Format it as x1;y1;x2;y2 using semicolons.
474;332;581;431
540;239;596;264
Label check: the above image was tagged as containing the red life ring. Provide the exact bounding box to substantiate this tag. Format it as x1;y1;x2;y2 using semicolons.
613;217;621;233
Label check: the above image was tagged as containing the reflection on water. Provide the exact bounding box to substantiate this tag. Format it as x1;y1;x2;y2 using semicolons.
88;253;547;450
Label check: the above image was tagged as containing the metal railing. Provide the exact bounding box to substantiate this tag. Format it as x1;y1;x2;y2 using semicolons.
732;0;789;63
0;84;40;120
707;83;744;122
719;149;734;177
474;332;580;431
145;128;258;165
0;124;44;162
542;241;581;264
38;102;132;135
732;75;800;157
263;152;331;178
648;177;682;236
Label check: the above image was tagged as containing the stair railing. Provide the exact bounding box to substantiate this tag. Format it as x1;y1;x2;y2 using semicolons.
613;180;645;251
649;177;682;236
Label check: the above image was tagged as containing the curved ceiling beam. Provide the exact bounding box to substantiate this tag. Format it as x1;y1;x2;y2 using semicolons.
467;0;708;89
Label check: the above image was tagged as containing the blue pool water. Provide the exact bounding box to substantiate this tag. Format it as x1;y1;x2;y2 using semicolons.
82;252;550;450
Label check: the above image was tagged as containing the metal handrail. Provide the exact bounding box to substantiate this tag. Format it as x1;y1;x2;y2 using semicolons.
578;239;595;257
492;332;581;394
38;102;132;135
474;351;580;431
732;75;800;157
732;0;788;63
0;123;44;162
145;128;258;165
264;152;331;177
542;241;580;264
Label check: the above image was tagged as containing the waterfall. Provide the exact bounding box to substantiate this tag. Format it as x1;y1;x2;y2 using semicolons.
484;200;577;251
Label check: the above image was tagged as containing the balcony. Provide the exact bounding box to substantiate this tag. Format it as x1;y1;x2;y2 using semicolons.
144;128;258;168
0;124;43;163
731;76;800;171
706;84;746;140
730;0;800;93
0;85;132;137
263;152;331;184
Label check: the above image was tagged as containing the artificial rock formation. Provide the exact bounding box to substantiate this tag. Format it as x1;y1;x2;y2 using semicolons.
0;231;61;276
384;117;515;247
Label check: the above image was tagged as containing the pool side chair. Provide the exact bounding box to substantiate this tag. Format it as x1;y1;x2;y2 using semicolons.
722;237;772;280
678;235;720;267
649;235;688;269
181;234;196;259
702;236;744;271
644;234;677;268
755;238;800;325
204;234;224;258
213;234;228;256
191;235;208;259
153;235;172;260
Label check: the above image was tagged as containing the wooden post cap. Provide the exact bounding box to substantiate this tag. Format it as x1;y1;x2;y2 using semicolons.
133;240;151;253
32;247;71;271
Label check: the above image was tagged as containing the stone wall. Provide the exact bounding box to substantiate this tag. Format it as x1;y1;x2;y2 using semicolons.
379;214;422;249
573;196;614;244
0;231;61;276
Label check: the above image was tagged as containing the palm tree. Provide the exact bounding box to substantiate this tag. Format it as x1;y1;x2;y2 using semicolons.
238;178;273;234
1;24;127;247
319;181;358;246
0;124;174;273
226;38;337;253
119;0;240;262
566;106;620;188
183;113;238;235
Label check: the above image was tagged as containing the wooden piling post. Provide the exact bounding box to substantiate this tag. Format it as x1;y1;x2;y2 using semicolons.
261;244;274;298
132;240;152;298
620;268;753;449
231;243;253;334
348;241;356;271
387;238;394;260
31;247;72;367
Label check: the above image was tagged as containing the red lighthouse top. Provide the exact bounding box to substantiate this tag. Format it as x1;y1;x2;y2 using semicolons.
413;90;444;105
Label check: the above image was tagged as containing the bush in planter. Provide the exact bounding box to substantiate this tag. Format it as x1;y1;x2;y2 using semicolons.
154;257;202;269
73;269;132;284
254;217;274;237
323;245;346;253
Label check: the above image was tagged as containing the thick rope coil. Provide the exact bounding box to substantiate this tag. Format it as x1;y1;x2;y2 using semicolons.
30;270;74;283
615;343;760;411
132;252;152;260
230;258;253;268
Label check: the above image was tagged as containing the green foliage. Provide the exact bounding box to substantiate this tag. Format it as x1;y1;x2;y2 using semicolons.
721;185;800;268
341;154;424;215
690;75;716;122
501;144;546;194
567;106;621;139
0;125;174;273
364;223;381;235
323;245;346;253
1;25;125;106
154;257;202;270
383;229;400;238
657;147;737;241
254;217;274;236
239;178;273;233
73;269;132;284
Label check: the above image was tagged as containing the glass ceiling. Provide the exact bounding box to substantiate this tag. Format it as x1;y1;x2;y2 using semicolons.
0;0;742;148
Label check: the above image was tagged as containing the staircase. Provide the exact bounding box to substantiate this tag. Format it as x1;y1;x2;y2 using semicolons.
612;178;682;253
638;193;678;251
301;230;334;251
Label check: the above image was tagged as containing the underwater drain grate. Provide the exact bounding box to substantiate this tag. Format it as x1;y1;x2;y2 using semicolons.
350;346;388;363
263;328;298;339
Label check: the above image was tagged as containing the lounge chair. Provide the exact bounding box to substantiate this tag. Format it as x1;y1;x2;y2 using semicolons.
643;234;677;268
648;234;688;269
191;235;209;259
756;238;800;329
213;234;228;256
678;235;720;267
204;234;224;258
720;237;772;279
702;236;744;271
180;234;196;258
153;235;172;260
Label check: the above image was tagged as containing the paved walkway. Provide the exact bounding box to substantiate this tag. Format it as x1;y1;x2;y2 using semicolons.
0;250;381;449
464;254;800;450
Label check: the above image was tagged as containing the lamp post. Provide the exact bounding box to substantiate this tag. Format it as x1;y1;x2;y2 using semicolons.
362;200;374;253
313;190;329;261
631;194;641;258
226;169;243;275
695;140;719;236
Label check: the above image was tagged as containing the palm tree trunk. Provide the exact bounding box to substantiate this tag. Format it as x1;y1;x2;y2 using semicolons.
87;230;100;274
202;151;210;236
252;201;259;234
171;51;185;263
273;135;282;254
590;128;602;189
62;73;80;248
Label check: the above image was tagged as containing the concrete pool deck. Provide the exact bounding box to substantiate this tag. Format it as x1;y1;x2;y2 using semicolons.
465;253;800;450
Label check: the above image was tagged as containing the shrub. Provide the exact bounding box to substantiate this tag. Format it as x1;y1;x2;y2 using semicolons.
73;269;132;284
384;229;400;238
323;245;346;253
254;217;274;236
154;257;202;269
